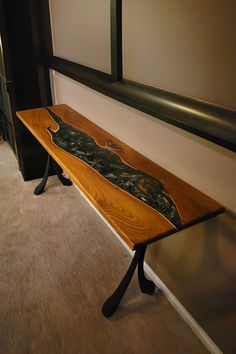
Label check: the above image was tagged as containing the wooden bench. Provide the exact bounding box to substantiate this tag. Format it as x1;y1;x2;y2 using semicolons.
17;104;224;317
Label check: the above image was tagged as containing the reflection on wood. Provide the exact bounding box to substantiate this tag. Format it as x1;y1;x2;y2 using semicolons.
47;108;182;228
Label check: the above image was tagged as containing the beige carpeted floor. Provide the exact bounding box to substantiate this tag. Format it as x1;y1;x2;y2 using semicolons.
0;141;208;354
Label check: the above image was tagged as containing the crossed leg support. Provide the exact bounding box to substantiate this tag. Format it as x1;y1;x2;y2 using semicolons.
102;245;155;318
34;153;72;195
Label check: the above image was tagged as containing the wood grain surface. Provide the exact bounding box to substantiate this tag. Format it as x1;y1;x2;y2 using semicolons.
16;104;224;250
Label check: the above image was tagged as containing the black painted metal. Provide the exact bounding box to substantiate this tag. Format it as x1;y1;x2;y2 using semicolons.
102;245;155;317
51;159;73;186
34;153;51;195
111;0;122;81
46;108;181;227
34;153;72;195
102;247;143;317
45;56;236;153
138;246;155;294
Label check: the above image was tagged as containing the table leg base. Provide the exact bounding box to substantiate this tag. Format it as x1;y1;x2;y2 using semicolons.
34;154;51;195
138;247;155;294
34;154;72;195
102;245;155;318
51;159;73;186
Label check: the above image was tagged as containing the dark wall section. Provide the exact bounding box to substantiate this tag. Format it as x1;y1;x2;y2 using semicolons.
3;1;42;109
0;0;52;180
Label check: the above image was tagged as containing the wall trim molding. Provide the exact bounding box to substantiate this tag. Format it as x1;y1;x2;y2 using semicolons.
73;183;223;354
46;55;236;153
34;0;236;153
110;0;122;81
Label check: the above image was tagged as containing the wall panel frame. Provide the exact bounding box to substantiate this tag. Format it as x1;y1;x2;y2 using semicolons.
34;0;236;153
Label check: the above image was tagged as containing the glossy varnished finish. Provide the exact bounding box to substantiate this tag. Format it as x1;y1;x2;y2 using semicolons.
46;108;181;228
16;104;224;249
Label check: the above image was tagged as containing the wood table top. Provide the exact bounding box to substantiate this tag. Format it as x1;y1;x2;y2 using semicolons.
17;104;224;250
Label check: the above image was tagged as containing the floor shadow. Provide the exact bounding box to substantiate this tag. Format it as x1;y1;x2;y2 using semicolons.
106;287;161;321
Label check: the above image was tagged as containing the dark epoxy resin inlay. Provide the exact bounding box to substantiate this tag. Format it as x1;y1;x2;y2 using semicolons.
46;108;182;228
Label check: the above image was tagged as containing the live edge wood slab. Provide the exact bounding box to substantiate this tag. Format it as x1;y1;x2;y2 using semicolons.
17;104;225;317
17;105;224;249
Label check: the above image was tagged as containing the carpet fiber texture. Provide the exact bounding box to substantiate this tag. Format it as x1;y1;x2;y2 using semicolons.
0;141;208;354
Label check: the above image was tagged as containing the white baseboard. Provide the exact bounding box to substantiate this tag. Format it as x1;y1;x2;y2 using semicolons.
74;184;223;354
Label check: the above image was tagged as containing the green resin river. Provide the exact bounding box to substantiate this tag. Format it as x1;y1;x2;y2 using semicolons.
47;108;182;228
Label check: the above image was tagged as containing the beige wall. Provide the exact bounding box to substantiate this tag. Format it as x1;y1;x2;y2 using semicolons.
123;0;236;110
50;1;236;352
49;0;111;73
51;71;236;353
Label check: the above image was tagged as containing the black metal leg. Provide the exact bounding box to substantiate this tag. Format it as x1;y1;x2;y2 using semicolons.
102;247;145;318
34;154;51;195
51;159;72;186
34;154;72;195
138;246;155;294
